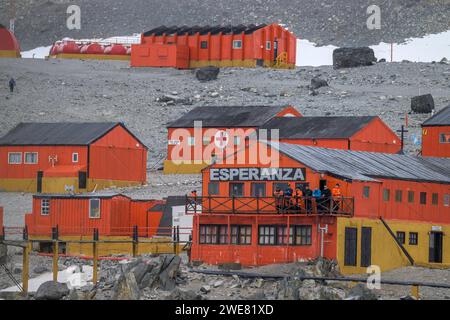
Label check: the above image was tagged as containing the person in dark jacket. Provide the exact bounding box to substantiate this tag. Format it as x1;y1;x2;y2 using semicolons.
304;185;313;214
9;78;16;93
321;185;332;214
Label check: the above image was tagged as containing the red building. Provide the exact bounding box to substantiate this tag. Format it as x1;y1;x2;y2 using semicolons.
0;24;20;58
0;122;147;193
260;116;401;153
422;105;450;157
131;24;296;69
164;105;302;173
189;141;450;274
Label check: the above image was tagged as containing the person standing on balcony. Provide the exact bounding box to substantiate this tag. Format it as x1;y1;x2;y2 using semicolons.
312;188;322;213
304;185;313;214
332;183;342;213
322;185;332;214
294;187;303;212
284;185;293;211
274;188;283;213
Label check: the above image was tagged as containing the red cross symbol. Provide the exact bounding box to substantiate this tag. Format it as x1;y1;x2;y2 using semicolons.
214;130;229;149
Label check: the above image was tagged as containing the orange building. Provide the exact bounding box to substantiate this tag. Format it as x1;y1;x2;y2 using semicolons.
164;105;302;173
422;105;450;157
260;116;401;153
0;24;20;58
131;24;296;69
0;122;147;193
189;141;450;274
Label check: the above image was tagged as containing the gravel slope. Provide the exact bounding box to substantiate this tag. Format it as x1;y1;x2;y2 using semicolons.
0;0;449;50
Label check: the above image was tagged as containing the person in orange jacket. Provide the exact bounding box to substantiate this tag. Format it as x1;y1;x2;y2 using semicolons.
294;187;303;213
331;183;342;212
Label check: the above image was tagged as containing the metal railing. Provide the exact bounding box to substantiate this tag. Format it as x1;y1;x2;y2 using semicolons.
186;196;354;217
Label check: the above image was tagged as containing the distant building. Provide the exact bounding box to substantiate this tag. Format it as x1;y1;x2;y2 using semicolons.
164;105;302;174
260;116;401;154
131;24;296;69
422;105;450;157
0;122;147;193
0;24;20;58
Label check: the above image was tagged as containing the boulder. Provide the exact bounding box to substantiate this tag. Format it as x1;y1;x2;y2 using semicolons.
346;284;378;300
333;47;377;69
411;94;435;114
33;266;49;274
157;254;181;291
132;261;154;285
112;272;140;300
35;281;70;300
166;288;204;300
200;285;211;294
310;77;328;90
195;66;220;81
0;244;7;264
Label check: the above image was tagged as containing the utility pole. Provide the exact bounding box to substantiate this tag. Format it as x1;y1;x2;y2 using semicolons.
9;0;16;33
397;125;409;153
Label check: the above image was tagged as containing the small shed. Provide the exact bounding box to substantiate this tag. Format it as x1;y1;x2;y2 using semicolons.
422;105;450;157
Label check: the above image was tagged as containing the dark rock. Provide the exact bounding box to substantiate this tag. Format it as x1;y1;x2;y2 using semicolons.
157;254;181;291
33;266;49;274
400;295;417;300
35;281;70;300
246;289;266;300
310;77;328;90
411;94;435;114
0;244;7;264
311;257;341;277
378;58;387;63
347;284;378;300
333;47;377;69
132;261;154;285
218;262;242;270
165;288;204;300
200;285;211;294
195;66;220;81
112;272;140;300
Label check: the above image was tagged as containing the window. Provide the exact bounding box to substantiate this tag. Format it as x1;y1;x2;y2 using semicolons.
202;136;210;146
200;41;208;49
41;199;50;215
187;137;195;146
295;225;312;246
230;225;252;245
259;225;276;245
24;152;38;164
229;183;244;197
233;136;241;146
439;133;450;143
396;231;405;244
232;40;242;49
266;41;271;50
251;183;266;197
89;199;101;219
362;186;370;199
445;194;450;207
208;182;219;195
72;153;79;163
8;152;21;164
420;192;427;205
409;232;418;245
395;190;403;203
273;183;290;194
278;225;294;245
383;189;390;201
408;191;415;203
199;225;228;244
432;193;438;205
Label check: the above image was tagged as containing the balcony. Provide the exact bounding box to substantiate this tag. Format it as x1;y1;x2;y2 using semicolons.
185;195;354;217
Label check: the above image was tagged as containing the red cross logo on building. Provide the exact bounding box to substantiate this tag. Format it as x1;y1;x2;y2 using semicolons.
214;130;229;149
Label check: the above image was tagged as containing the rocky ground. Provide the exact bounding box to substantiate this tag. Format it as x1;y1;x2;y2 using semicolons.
1;0;449;50
1;252;450;300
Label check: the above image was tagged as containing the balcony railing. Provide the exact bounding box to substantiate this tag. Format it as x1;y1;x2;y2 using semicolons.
185;195;354;217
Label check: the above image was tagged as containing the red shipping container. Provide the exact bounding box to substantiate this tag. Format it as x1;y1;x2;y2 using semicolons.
131;43;190;69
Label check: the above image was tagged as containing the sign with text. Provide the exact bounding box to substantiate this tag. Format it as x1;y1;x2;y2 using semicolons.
210;168;306;181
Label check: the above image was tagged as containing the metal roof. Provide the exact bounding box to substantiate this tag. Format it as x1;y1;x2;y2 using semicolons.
143;24;266;37
0;122;146;148
268;142;450;184
260;116;377;139
422;105;450;127
167;105;292;128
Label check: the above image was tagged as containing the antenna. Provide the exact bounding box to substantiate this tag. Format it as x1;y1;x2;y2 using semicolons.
9;0;16;33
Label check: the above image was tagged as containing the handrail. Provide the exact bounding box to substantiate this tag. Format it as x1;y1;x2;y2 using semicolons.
186;195;354;217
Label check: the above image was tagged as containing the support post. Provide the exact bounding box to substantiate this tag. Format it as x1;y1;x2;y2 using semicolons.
172;226;176;254
52;226;59;282
92;228;99;285
22;242;29;296
132;225;138;257
411;285;419;299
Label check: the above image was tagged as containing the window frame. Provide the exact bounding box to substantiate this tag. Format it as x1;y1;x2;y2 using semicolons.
251;183;266;197
266;41;271;50
208;182;219;195
233;135;241;146
230;225;252;245
41;199;50;216
258;225;277;245
395;190;403;203
24;152;38;164
432;193;439;206
444;194;450;207
72;152;79;163
396;231;406;244
229;182;244;197
408;190;415;203
420;192;427;205
383;189;390;202
409;232;418;246
232;40;242;49
362;186;370;199
295;225;312;246
200;41;208;49
8;152;22;164
439;133;450;144
89;198;101;219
